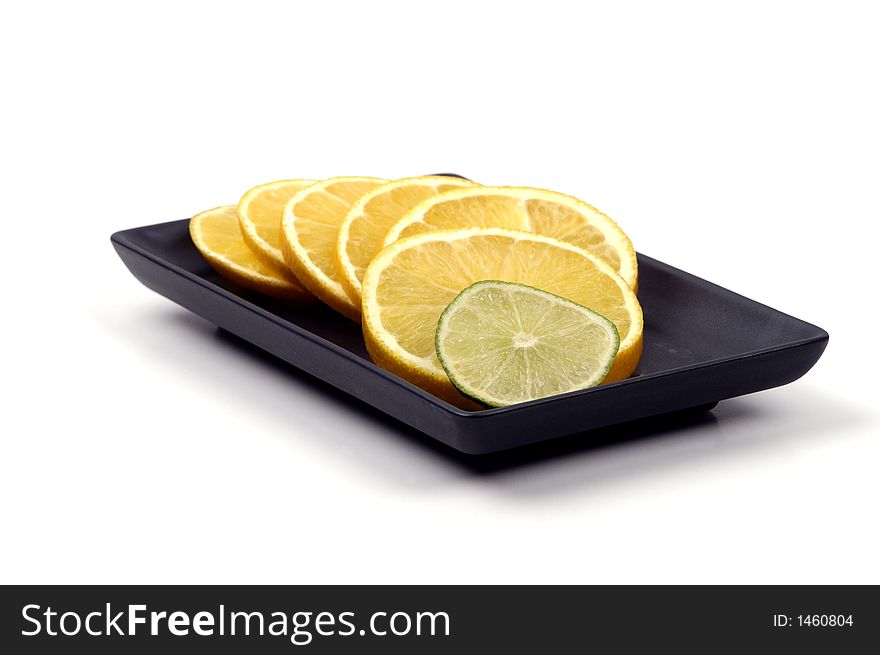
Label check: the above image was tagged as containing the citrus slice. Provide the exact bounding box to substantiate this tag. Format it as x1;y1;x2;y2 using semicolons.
362;228;643;405
281;176;387;320
436;281;620;406
238;178;316;272
189;206;314;302
382;186;638;289
335;175;476;305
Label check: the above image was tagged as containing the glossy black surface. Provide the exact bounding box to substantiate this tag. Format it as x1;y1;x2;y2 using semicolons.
112;219;828;454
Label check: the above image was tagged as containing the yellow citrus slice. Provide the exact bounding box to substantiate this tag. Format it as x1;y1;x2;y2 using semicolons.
335;175;476;305
238;179;316;272
189;206;314;303
281;176;387;320
362;228;643;406
382;186;638;289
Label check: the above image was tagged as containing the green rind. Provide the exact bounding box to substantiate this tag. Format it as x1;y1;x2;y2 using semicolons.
435;280;621;407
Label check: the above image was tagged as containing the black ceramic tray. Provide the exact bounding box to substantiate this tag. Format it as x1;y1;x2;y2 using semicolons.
112;219;828;454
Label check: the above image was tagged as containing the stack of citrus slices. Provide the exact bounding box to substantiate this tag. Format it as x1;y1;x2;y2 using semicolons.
189;175;643;408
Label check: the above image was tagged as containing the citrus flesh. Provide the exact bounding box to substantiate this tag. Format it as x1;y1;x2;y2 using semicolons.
362;228;643;406
436;281;620;406
335;175;476;305
382;186;638;289
281;176;387;320
189;206;314;302
238;179;316;272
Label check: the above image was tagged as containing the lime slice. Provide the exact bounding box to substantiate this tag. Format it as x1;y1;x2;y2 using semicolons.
435;281;620;407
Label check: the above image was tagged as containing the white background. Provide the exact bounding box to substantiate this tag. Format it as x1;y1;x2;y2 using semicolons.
1;1;877;584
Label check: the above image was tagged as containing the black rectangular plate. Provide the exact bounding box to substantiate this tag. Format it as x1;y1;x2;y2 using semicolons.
112;219;828;455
